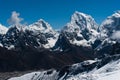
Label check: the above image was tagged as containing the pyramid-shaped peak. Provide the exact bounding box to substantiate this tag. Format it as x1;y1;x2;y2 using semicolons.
30;19;52;31
68;11;98;31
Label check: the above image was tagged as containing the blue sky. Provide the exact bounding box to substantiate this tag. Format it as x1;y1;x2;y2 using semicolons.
0;0;120;29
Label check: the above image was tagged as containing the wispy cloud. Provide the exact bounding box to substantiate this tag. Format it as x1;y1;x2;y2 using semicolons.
7;11;23;25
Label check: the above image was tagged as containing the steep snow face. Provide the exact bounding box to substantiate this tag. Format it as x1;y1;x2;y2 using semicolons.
62;11;99;47
0;24;8;34
99;11;120;39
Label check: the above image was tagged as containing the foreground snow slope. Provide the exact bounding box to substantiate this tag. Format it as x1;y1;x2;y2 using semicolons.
67;55;120;80
9;70;58;80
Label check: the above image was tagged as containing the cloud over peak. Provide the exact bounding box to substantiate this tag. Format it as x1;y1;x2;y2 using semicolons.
7;11;23;25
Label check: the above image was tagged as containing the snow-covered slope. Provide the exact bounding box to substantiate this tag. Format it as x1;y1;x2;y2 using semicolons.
66;55;120;80
0;24;8;34
9;70;58;80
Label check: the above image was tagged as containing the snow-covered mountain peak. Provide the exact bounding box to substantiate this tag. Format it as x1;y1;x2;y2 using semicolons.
0;24;8;34
28;19;58;48
61;11;99;47
29;19;53;32
70;11;98;30
99;11;120;39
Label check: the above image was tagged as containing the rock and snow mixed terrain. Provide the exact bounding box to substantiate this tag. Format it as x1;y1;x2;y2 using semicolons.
63;11;99;46
54;11;99;51
66;55;120;80
8;54;120;80
1;11;120;51
0;19;58;50
0;11;120;80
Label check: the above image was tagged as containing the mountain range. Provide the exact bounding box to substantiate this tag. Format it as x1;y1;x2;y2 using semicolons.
0;11;120;80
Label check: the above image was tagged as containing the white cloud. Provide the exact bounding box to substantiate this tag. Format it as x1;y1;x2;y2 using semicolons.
111;31;120;40
7;11;23;25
